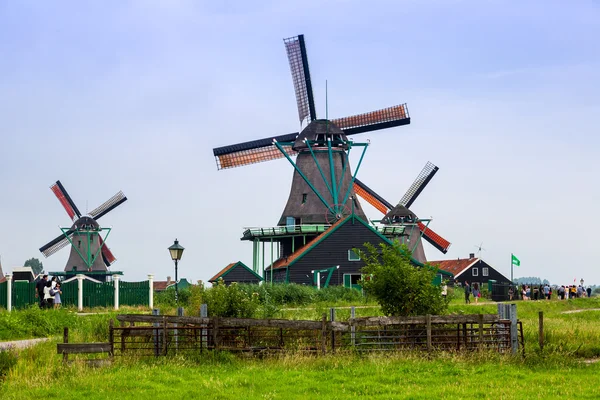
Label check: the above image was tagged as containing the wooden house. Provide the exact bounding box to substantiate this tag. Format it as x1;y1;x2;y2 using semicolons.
209;261;263;285
429;254;511;288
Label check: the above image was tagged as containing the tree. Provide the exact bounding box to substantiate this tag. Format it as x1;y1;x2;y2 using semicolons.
24;258;44;275
359;241;448;317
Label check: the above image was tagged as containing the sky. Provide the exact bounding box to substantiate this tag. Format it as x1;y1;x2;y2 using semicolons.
0;0;598;285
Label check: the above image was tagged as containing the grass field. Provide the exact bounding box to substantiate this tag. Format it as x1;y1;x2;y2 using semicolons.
1;296;600;398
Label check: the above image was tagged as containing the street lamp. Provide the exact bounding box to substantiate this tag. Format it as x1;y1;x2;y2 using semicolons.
168;238;185;305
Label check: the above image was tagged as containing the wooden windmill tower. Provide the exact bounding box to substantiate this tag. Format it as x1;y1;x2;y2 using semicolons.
39;180;127;279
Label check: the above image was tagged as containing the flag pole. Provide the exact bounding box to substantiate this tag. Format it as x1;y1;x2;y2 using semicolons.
510;253;513;283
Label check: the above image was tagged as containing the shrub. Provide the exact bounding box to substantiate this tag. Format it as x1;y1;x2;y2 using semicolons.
202;280;259;318
359;241;448;316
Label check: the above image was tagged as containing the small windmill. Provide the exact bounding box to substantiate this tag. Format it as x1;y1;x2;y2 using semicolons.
354;161;451;262
473;242;486;258
39;180;127;275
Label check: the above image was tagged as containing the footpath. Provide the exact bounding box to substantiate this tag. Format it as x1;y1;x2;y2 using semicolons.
0;338;49;351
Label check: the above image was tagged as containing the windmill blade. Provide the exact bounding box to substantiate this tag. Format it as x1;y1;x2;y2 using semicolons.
399;161;439;208
354;179;393;214
418;222;451;253
333;104;410;136
354;179;451;253
284;34;316;124
213;132;299;170
39;230;74;257
99;236;116;266
89;191;127;220
50;181;81;221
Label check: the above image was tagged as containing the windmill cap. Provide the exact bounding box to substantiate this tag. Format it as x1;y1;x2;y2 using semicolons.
293;120;348;151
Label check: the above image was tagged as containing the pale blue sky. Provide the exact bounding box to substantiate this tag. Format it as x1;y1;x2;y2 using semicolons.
1;1;598;285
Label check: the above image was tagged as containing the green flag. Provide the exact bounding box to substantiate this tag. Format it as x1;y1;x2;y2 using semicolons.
511;254;520;266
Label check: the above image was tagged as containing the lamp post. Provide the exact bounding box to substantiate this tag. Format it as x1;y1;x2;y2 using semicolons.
168;239;185;305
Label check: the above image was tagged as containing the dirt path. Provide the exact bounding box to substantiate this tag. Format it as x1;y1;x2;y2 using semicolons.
0;338;49;351
562;308;600;314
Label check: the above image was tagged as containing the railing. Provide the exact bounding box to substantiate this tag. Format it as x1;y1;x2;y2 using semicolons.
242;225;331;239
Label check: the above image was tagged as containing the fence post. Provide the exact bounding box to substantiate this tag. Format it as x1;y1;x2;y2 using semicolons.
330;308;336;353
509;303;518;354
162;315;168;356
153;308;160;357
350;306;356;347
200;304;208;350
63;327;69;363
5;274;11;312
212;316;219;351
113;275;120;311
109;319;114;356
321;313;327;355
148;274;154;309
538;311;544;350
478;313;484;351
76;274;84;311
426;314;432;351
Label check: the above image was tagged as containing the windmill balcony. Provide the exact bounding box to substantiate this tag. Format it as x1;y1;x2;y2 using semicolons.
241;224;331;241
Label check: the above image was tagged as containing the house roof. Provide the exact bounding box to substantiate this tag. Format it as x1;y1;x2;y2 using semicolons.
267;214;428;271
428;257;480;277
209;261;263;282
154;281;172;291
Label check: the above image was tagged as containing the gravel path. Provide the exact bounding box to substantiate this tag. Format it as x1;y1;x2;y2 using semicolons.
562;308;600;314
0;338;49;351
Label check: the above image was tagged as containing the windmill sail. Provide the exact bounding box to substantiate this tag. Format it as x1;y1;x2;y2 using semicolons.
399;161;438;208
284;34;316;124
50;181;81;222
213;132;298;170
332;104;410;135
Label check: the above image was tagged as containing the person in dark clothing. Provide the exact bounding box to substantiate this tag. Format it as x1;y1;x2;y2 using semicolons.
35;275;48;308
464;281;471;304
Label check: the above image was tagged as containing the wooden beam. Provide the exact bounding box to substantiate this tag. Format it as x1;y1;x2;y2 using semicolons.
57;343;112;354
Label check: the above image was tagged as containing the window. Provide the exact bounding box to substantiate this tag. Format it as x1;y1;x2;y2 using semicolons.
78;240;81;249
302;193;307;204
482;267;489;277
348;249;360;261
286;217;295;227
472;267;479;277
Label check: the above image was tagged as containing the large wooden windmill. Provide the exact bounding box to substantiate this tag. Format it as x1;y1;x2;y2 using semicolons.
212;34;450;281
39;180;127;277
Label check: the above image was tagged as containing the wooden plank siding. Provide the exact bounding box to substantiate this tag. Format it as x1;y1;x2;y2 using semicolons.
286;219;389;285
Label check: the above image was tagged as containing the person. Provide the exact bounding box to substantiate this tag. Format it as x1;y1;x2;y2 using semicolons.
543;284;550;300
35;275;48;308
464;281;471;304
558;285;565;300
43;281;54;309
508;286;514;301
472;283;480;304
587;287;592;298
51;283;62;309
441;283;448;300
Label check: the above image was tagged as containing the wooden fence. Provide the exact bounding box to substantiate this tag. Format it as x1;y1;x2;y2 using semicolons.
106;313;522;357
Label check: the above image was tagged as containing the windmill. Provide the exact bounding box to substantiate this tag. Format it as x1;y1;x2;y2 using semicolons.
214;34;409;224
353;161;452;262
473;242;486;258
39;180;127;276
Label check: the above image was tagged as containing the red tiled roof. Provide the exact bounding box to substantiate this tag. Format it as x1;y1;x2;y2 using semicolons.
153;281;172;291
428;257;479;277
209;263;237;282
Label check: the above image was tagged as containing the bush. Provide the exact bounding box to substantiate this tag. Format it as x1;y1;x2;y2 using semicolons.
359;241;448;316
202;280;259;318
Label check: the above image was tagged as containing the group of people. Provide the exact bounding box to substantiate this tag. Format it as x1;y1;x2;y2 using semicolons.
34;274;62;309
518;284;591;301
463;281;481;304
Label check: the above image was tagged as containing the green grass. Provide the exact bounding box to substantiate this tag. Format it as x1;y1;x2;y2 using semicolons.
1;345;599;399
2;298;600;398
